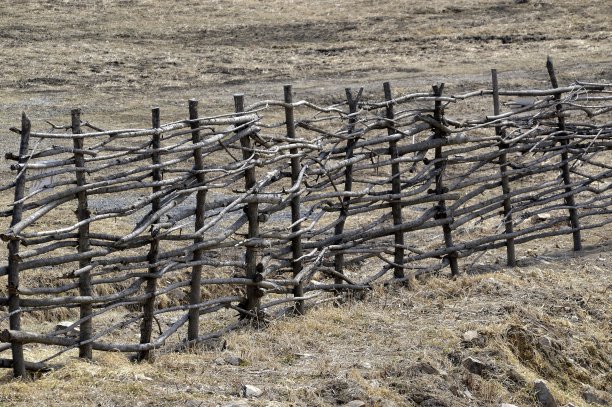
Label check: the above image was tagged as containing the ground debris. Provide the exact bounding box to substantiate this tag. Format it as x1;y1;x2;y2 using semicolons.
462;356;490;376
241;384;263;398
534;379;558;407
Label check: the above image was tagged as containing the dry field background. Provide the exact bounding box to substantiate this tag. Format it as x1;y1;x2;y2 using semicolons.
0;0;610;406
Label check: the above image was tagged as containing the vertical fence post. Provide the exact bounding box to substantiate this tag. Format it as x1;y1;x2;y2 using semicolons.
235;94;261;313
72;108;93;360
188;100;206;341
6;113;30;377
491;69;517;266
138;107;162;360
284;85;304;315
383;82;405;280
432;84;459;276
546;57;582;251
332;88;360;286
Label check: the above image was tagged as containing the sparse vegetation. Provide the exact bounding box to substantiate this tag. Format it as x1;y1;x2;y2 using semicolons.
0;0;610;406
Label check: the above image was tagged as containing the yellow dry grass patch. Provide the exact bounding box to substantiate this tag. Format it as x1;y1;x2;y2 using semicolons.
0;234;608;406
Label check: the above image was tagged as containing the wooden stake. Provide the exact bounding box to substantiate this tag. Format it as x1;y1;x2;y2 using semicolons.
138;107;161;361
72;109;93;359
432;84;459;276
235;94;261;313
6;113;30;377
546;57;582;251
333;88;361;286
383;82;405;279
491;69;516;266
284;85;304;315
188;100;206;341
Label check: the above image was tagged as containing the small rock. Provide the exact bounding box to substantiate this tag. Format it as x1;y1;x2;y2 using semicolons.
412;361;438;375
531;213;551;223
500;404;518;407
447;350;463;366
534;379;558;407
462;356;488;376
55;321;80;337
222;402;250;407
242;384;263;398
357;361;372;369
345;401;366;407
133;373;153;381
463;330;479;342
538;336;553;351
581;385;609;405
462;329;486;347
224;355;244;366
463;389;473;399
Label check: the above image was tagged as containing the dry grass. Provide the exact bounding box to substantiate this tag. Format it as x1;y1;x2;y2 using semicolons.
0;0;610;135
0;1;610;405
0;232;609;406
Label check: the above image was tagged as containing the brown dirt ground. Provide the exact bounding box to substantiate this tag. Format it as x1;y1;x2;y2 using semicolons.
0;1;610;406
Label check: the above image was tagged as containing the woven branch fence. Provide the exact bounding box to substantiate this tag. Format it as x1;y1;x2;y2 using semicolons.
0;60;610;377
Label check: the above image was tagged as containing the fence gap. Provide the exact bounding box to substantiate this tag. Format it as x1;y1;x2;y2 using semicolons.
491;69;516;266
383;82;405;280
72;108;93;359
6;113;30;377
188;100;206;341
432;84;459;276
332;88;361;287
235;94;261;313
138;107;162;361
546;57;583;251
284;85;305;315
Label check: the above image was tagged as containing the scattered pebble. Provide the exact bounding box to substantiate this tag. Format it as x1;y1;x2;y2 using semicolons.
55;321;80;337
462;356;488;376
534;379;557;407
463;330;479;342
531;213;551;223
224;355;244;366
241;384;263;398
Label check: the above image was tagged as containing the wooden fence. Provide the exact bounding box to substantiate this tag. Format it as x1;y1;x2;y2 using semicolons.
1;60;610;376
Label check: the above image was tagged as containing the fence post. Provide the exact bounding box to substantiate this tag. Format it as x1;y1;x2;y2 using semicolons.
546;57;582;251
235;94;261;313
188;100;206;341
72;108;93;360
138;107;162;360
383;82;405;279
432;84;459;276
332;88;360;286
6;113;30;377
491;69;516;266
284;85;304;315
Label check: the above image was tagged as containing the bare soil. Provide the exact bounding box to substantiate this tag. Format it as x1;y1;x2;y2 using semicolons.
0;1;610;406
